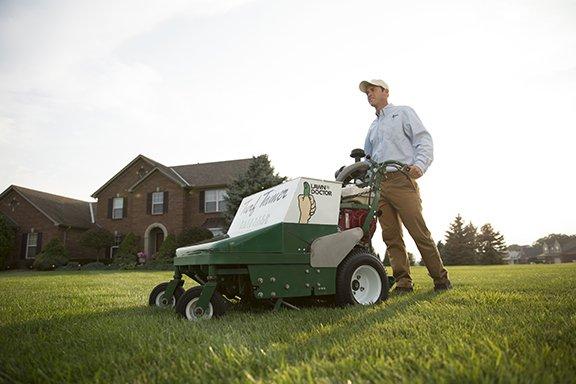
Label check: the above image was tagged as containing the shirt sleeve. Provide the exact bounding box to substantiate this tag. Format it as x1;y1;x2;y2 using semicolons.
364;127;373;158
402;107;434;173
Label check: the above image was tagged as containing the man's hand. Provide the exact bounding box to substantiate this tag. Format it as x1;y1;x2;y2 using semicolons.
407;165;423;179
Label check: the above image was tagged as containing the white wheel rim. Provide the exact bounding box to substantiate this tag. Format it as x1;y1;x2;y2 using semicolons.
350;265;382;305
185;298;214;320
155;291;176;308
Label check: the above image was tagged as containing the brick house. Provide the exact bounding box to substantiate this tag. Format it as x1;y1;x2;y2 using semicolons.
91;155;251;258
0;185;96;268
1;155;252;268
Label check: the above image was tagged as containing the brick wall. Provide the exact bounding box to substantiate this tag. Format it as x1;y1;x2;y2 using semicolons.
0;190;63;267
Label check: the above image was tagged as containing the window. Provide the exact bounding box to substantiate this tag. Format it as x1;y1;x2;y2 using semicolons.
112;197;124;219
152;192;164;215
110;233;122;258
205;189;227;213
26;233;38;259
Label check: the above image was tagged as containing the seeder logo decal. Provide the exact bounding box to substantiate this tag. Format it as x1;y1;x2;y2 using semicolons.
297;182;317;223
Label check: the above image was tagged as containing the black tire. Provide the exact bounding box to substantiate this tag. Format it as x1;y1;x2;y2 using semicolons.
336;162;370;185
148;282;185;308
335;248;389;307
175;286;227;320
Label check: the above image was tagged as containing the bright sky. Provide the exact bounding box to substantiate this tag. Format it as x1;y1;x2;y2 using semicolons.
1;0;575;257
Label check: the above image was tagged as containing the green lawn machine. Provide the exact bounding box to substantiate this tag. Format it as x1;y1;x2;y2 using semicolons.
149;150;408;320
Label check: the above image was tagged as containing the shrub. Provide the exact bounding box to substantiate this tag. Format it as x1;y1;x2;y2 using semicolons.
79;228;114;262
0;214;16;270
113;233;139;269
177;227;213;247
157;234;178;259
56;262;82;271
141;258;173;271
32;238;69;271
82;262;110;270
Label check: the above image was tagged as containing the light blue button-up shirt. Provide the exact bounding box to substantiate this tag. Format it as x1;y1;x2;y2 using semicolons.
363;104;434;173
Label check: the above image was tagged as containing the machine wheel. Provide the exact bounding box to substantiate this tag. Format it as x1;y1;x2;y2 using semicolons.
335;162;370;185
335;249;389;306
176;286;227;320
148;282;185;308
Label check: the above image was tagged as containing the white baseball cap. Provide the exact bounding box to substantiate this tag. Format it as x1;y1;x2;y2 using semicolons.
359;79;389;93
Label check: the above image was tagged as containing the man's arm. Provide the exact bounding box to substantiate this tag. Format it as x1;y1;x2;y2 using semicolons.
363;128;373;158
402;107;433;174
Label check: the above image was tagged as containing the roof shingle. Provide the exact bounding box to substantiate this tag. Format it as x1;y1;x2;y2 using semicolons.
10;186;94;229
171;158;252;188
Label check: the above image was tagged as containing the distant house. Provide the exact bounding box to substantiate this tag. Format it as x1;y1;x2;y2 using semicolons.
91;155;251;258
0;185;96;268
504;245;542;264
537;239;576;264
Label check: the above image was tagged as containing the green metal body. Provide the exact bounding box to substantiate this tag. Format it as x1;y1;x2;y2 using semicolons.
167;160;407;312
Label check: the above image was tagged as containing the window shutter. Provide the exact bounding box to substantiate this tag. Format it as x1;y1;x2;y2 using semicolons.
147;193;152;215
37;233;43;253
122;198;127;218
164;191;169;213
199;191;205;213
20;234;27;259
107;198;113;219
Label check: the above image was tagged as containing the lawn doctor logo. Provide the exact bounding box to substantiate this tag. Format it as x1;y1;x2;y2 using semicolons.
297;182;333;223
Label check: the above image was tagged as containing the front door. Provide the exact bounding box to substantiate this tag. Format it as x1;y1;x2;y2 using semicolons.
155;231;164;253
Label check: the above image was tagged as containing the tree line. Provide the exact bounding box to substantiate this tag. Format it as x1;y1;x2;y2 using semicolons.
437;214;507;265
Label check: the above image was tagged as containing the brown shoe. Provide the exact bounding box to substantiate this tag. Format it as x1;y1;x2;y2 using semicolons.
434;282;452;292
393;286;414;295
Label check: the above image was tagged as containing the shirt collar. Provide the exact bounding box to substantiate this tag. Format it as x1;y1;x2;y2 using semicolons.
376;103;394;117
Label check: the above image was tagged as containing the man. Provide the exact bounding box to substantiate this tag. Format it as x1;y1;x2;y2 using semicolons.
359;79;451;292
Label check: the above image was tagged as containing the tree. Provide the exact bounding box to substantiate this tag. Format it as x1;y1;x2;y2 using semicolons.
32;238;69;270
156;234;178;259
113;233;139;268
223;155;286;228
177;227;213;247
442;214;477;265
407;252;416;266
0;214;16;269
382;250;391;266
533;234;576;249
463;222;479;264
477;223;507;265
79;228;114;262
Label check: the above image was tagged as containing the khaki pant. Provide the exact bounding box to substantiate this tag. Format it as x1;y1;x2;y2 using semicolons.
377;172;449;288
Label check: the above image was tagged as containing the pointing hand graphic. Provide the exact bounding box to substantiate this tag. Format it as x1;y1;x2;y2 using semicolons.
298;182;316;224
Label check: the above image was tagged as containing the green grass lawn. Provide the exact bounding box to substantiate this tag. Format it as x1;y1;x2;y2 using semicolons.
1;264;575;384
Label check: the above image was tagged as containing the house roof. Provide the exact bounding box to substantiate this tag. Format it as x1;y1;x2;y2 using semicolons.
562;239;576;253
93;155;253;197
1;185;94;229
171;158;252;188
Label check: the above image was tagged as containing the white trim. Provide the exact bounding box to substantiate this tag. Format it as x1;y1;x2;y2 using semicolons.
127;167;187;192
26;232;38;259
112;197;124;220
89;202;95;223
168;167;191;187
151;191;164;215
143;223;168;256
12;188;60;226
92;155;158;197
204;189;227;213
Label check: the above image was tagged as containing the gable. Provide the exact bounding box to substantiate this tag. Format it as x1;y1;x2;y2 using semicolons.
92;156;156;198
0;189;61;228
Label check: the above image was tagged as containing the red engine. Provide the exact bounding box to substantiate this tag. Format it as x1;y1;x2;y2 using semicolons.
338;208;377;243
